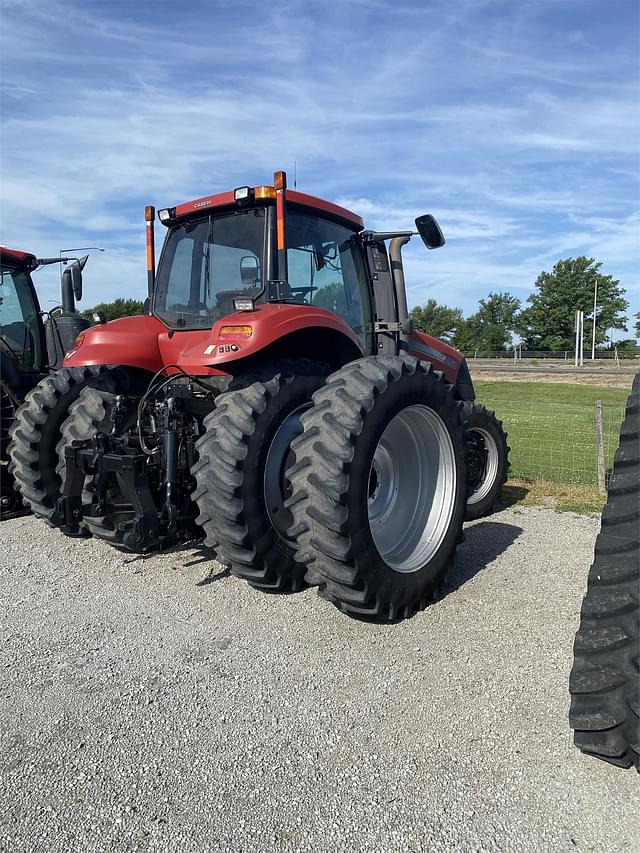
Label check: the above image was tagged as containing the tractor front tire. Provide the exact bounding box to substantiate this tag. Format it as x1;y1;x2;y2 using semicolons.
8;367;103;529
287;356;467;621
569;372;639;770
463;402;509;520
191;359;329;592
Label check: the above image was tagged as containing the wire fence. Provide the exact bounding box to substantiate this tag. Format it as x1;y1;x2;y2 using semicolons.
483;397;626;489
464;349;640;361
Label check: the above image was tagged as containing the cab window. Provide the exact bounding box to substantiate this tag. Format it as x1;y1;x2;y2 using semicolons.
154;208;266;329
285;210;373;349
0;268;43;371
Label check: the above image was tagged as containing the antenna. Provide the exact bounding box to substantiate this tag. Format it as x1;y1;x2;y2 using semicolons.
294;161;297;188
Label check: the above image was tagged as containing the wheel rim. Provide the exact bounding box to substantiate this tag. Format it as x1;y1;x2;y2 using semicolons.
367;404;457;573
264;405;307;544
466;427;499;505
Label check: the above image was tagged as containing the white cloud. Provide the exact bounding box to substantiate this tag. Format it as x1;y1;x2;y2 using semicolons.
0;0;638;319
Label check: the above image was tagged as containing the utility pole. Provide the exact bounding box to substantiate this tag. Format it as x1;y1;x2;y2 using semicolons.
575;309;585;367
591;278;598;360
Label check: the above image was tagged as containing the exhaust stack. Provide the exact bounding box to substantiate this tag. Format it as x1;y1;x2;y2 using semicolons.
388;235;412;339
145;205;156;310
274;171;288;283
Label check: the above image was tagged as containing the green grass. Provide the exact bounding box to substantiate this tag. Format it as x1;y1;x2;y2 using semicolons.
501;479;606;514
474;381;628;487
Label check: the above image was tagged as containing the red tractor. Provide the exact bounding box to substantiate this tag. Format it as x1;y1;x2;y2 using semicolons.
1;247;90;517
9;172;508;620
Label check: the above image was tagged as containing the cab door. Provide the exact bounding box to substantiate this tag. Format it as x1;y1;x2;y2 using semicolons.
284;208;375;354
0;264;46;376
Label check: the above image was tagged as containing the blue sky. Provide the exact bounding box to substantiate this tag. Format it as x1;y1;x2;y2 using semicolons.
1;0;638;336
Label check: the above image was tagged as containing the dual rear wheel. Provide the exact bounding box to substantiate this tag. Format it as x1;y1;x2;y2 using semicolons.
193;355;491;620
8;366;105;529
8;367;161;546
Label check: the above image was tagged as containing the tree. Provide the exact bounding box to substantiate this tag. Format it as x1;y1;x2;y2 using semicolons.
634;311;640;339
409;299;463;342
612;338;639;355
82;298;145;322
451;291;521;354
311;282;348;315
517;257;628;351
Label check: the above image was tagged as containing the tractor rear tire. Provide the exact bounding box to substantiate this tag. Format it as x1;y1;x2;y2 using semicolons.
8;367;103;529
1;383;25;519
569;372;639;770
463;402;509;520
191;359;329;592
55;386;128;547
287;356;467;621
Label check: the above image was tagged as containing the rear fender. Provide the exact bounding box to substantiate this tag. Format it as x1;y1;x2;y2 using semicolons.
63;315;167;373
63;305;365;378
174;303;364;374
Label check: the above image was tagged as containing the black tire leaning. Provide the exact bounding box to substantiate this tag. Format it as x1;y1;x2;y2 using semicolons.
569;372;640;770
191;359;329;592
55;386;126;546
8;366;103;527
463;402;509;520
287;355;467;621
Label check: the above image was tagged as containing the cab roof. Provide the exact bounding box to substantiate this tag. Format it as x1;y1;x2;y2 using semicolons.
170;187;364;231
0;246;37;270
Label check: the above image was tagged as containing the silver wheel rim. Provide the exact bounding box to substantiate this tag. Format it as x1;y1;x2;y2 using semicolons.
467;427;499;506
264;405;307;544
368;404;457;573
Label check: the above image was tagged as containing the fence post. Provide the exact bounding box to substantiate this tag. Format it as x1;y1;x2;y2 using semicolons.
595;400;606;494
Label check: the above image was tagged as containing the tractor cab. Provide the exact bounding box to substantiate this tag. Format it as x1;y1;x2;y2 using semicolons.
151;174;376;350
0;246;91;396
149;172;450;370
1;246;91;518
0;248;46;388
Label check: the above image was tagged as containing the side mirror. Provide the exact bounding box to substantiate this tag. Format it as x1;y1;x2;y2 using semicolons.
240;256;259;287
415;214;445;250
69;261;83;301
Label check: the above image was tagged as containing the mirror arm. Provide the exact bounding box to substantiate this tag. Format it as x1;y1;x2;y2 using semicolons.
361;230;414;243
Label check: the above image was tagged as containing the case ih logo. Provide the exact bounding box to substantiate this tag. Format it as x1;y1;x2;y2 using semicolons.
193;199;211;209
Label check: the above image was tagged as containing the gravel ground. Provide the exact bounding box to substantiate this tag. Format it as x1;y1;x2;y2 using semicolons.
1;507;638;853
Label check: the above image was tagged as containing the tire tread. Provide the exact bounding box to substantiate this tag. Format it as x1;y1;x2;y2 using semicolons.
569;372;640;770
